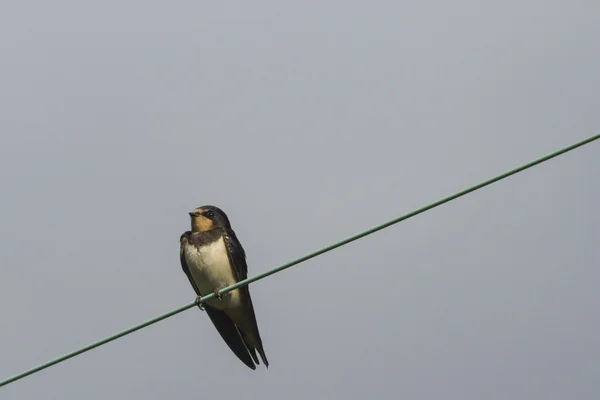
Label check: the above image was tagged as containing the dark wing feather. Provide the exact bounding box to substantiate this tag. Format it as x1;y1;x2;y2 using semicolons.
179;232;257;370
180;232;202;295
203;306;256;370
223;230;269;367
223;230;248;279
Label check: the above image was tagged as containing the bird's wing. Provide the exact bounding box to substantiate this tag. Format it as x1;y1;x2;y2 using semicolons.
179;232;202;295
222;230;248;279
223;230;269;367
179;232;257;370
203;307;257;370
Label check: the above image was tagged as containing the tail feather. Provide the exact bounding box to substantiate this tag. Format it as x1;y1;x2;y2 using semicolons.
238;328;269;368
238;329;260;365
237;291;270;368
256;344;269;368
204;305;257;370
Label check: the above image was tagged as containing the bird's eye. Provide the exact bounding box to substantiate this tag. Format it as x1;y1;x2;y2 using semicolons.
205;211;214;218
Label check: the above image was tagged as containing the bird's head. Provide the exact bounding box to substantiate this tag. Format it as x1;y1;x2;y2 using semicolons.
188;205;231;232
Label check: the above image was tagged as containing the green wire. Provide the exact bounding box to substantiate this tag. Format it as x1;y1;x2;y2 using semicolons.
1;133;599;388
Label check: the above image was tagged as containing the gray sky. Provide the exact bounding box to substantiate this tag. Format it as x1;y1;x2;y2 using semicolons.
1;1;599;399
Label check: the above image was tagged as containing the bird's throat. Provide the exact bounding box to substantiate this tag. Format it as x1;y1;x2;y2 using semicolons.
191;215;214;232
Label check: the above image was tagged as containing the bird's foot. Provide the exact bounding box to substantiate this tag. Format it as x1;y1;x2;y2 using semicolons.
213;287;224;301
195;295;205;311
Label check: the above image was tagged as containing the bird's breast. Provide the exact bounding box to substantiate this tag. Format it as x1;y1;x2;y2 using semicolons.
184;236;241;309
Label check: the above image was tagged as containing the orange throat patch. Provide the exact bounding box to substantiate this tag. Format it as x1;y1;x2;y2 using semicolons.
191;215;214;232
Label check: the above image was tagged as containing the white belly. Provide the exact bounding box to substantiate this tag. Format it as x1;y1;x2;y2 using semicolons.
184;236;241;309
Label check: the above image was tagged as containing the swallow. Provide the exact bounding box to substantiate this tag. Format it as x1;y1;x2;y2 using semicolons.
179;205;269;370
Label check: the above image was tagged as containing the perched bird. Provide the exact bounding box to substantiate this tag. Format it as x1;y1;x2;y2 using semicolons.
179;205;269;369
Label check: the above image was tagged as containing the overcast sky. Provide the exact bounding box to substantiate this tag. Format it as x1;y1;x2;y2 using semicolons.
1;1;599;399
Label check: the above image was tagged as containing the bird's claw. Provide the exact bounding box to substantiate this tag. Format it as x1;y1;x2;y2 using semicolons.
195;295;205;311
195;289;223;310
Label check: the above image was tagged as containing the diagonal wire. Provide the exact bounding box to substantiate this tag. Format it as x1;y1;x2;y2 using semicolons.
1;133;599;388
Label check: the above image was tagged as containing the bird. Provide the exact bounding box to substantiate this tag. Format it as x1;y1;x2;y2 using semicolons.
179;205;269;370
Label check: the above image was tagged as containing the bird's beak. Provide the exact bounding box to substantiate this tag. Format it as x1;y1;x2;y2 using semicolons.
188;212;195;217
